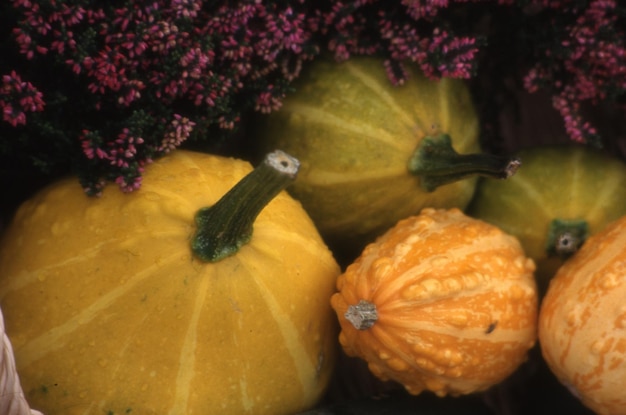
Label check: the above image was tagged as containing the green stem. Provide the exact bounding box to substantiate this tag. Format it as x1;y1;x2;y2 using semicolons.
546;219;588;258
191;150;300;262
408;134;521;192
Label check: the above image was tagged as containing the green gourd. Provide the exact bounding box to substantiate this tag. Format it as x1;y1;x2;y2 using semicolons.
258;56;518;256
468;143;626;289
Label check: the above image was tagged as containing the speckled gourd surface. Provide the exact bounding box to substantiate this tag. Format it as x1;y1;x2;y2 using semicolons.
331;208;538;397
259;56;481;248
539;214;626;415
0;150;340;415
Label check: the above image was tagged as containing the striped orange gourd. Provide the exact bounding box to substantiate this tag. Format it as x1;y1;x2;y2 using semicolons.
331;208;538;396
0;150;340;415
539;215;626;415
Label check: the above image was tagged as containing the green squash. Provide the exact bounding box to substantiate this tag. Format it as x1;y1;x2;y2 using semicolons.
258;56;516;256
468;144;626;289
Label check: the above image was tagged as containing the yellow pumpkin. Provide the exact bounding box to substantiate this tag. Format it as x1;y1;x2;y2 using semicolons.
258;56;518;253
0;150;340;415
330;208;538;396
539;215;626;415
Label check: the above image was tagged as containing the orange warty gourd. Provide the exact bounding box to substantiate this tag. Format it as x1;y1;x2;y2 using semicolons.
0;150;340;415
539;215;626;415
331;208;538;396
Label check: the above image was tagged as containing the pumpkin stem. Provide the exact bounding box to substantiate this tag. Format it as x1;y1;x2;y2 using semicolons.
546;219;588;258
345;300;378;330
407;134;521;192
191;150;300;262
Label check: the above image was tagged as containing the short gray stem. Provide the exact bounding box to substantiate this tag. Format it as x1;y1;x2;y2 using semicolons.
345;300;378;330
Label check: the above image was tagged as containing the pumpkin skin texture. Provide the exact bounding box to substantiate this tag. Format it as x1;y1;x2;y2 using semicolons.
539;215;626;415
468;144;626;289
330;208;538;397
259;56;481;250
0;150;340;415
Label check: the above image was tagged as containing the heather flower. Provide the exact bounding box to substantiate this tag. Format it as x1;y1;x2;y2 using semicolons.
521;0;625;144
0;70;44;127
552;93;600;143
324;1;482;81
1;0;624;194
255;86;285;114
158;114;195;153
2;0;322;192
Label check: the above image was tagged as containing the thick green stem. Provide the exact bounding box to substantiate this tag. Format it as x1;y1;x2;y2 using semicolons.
191;150;300;262
408;134;521;192
546;219;588;258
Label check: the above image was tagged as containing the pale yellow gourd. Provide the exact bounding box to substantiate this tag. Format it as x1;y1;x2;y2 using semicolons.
259;56;518;254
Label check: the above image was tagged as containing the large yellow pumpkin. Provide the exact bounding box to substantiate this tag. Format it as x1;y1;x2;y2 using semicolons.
0;150;340;415
331;208;538;396
539;215;626;415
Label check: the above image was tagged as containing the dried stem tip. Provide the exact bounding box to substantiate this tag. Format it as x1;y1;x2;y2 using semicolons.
345;300;378;330
546;218;588;258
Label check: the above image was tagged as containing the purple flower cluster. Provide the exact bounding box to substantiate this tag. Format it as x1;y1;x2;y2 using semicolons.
2;0;322;194
523;0;625;143
323;0;625;144
0;70;44;127
1;0;624;193
322;1;482;83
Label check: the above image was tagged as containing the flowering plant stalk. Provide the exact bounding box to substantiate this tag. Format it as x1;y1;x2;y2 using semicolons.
1;0;624;194
1;0;325;194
